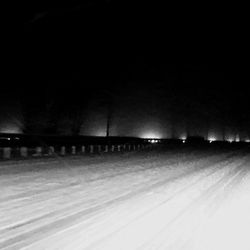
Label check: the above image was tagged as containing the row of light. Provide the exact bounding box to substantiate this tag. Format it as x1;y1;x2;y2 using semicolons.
1;136;250;144
208;139;250;143
181;139;250;144
148;139;160;144
149;139;250;144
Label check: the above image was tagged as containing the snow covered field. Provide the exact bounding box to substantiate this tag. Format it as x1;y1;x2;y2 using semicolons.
0;147;250;250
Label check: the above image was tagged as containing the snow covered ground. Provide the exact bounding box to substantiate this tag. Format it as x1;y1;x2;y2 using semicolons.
0;147;250;250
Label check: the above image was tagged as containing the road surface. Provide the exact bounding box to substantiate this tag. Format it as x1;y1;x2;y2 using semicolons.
0;147;250;250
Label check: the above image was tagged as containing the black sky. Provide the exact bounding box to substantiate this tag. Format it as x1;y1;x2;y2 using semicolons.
4;1;249;138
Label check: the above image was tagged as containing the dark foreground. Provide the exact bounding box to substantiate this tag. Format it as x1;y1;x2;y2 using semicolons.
0;147;250;250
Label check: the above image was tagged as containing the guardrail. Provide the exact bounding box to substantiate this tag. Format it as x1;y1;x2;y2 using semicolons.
0;143;153;160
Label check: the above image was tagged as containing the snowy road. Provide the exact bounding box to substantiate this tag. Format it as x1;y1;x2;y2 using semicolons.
0;147;250;250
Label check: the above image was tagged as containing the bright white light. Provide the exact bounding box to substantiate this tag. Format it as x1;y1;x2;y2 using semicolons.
0;137;11;140
208;136;216;142
235;134;240;142
140;132;162;139
149;139;159;144
245;139;250;143
180;135;187;140
180;135;187;144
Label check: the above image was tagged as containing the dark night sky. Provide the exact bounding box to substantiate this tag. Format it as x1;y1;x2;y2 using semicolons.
3;1;249;139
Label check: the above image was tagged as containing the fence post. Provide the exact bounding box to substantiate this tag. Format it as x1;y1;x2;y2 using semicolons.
49;146;54;155
104;145;108;153
133;144;136;151
36;147;42;156
20;147;28;157
60;146;66;155
72;146;76;155
81;145;85;153
111;145;115;152
90;145;94;153
98;145;102;152
117;145;121;152
3;147;11;159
